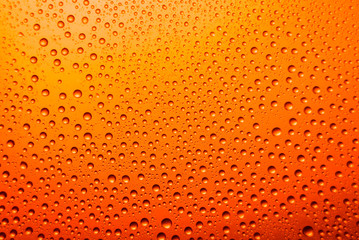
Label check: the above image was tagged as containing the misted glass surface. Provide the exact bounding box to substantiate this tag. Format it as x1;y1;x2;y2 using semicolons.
0;0;359;239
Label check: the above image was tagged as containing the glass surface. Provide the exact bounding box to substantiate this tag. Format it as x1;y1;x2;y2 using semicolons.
0;0;359;239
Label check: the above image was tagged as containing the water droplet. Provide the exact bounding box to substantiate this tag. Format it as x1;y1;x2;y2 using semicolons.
161;218;172;229
108;175;116;183
272;128;282;136
302;226;314;237
39;38;48;47
83;112;92;121
41;108;49;116
288;65;296;73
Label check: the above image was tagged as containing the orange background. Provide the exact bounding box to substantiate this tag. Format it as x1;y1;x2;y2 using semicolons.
1;0;359;239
